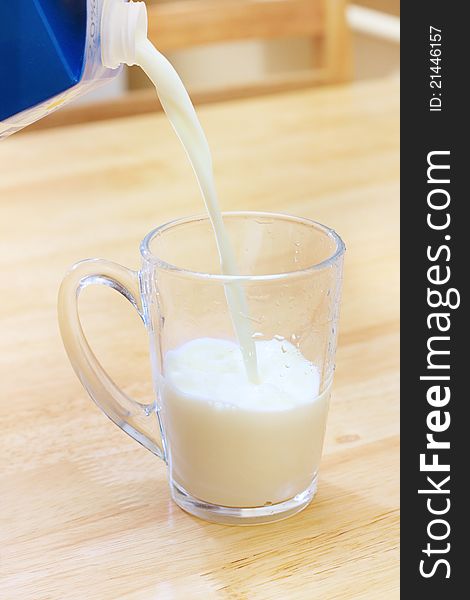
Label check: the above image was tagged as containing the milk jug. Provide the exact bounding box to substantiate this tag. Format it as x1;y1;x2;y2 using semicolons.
0;0;146;138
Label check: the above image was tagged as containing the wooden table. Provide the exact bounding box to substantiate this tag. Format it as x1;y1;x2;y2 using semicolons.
0;78;399;599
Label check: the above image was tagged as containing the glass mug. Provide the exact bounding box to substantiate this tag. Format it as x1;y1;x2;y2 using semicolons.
58;212;345;525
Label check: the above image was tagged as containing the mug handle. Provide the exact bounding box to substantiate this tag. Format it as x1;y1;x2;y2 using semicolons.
58;258;164;459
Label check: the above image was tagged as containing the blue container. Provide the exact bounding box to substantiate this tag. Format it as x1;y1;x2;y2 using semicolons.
0;0;121;138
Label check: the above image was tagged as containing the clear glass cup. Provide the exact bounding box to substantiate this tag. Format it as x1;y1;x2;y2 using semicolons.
58;211;345;524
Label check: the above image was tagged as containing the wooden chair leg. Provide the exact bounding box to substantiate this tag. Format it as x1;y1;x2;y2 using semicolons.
322;0;353;83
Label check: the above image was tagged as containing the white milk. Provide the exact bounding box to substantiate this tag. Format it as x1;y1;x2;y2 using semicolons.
133;41;329;506
161;337;330;507
135;39;258;382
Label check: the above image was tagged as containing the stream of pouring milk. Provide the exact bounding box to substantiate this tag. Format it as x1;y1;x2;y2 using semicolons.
135;39;258;382
134;39;329;507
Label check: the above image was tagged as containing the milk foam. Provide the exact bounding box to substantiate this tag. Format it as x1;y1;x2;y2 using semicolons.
164;337;320;411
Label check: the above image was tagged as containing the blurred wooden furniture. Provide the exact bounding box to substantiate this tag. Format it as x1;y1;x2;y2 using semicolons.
0;78;399;599
145;0;352;91
31;0;351;130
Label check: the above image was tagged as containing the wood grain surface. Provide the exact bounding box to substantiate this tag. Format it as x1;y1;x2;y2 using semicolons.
0;78;399;599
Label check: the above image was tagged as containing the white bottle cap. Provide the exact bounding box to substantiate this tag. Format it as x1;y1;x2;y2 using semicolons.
101;0;148;69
